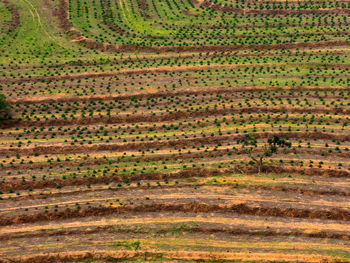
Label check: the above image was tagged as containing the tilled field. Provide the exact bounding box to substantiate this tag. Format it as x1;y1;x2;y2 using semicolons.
0;0;349;262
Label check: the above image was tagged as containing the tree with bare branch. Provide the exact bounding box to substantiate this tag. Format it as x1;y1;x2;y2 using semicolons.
238;135;292;173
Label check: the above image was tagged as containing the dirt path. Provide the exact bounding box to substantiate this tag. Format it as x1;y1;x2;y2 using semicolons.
5;249;345;263
21;0;53;41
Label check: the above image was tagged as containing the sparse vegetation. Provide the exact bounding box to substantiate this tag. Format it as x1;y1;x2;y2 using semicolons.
0;0;349;261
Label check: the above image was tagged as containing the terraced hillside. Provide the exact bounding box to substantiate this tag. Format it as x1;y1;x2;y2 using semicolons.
0;0;349;262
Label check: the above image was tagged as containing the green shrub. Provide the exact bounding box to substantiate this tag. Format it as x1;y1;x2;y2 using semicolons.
0;93;11;121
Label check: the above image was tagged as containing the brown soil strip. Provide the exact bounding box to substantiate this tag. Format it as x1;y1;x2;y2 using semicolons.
1;201;350;226
2;61;349;84
0;168;222;192
0;0;20;32
1;131;349;156
22;53;197;70
1;63;267;84
73;37;350;55
2;249;340;263
196;0;350;15
0;63;313;84
1;116;348;150
6;177;350;204
8;85;347;105
0;64;212;84
12;49;348;71
1;165;349;192
2;145;347;173
1;223;349;242
2;105;348;128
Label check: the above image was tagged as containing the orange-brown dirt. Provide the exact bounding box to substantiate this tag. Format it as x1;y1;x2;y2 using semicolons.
1;201;350;226
8;85;347;105
1;105;348;128
1;131;349;155
195;0;350;15
1;165;349;192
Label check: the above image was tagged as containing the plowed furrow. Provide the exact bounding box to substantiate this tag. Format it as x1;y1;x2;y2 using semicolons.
1;131;348;156
1;202;350;226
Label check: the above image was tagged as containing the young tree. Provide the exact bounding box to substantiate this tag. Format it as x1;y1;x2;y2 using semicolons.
0;93;12;121
238;134;292;173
